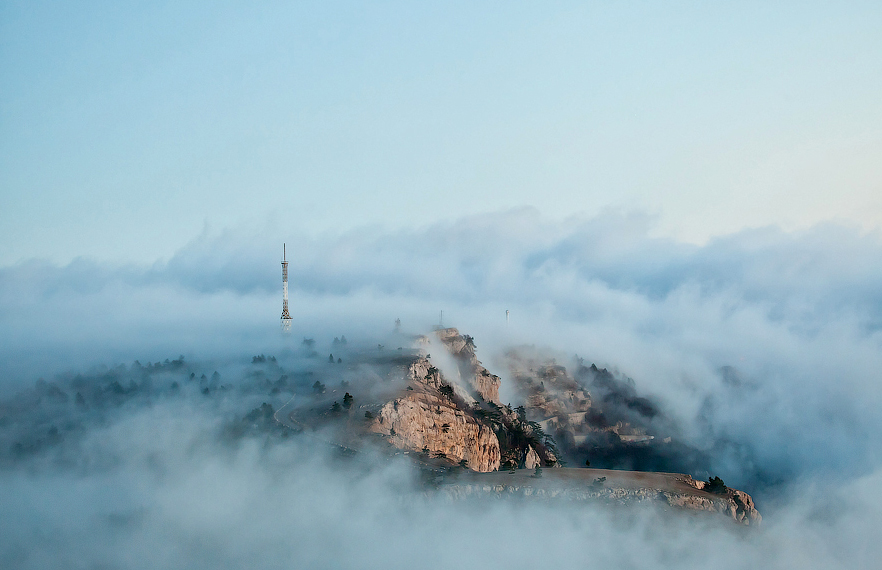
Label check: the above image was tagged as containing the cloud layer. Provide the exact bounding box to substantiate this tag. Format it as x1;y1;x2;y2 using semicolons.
2;209;881;568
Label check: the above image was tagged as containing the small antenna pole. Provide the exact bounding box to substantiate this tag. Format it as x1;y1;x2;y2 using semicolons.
280;243;292;332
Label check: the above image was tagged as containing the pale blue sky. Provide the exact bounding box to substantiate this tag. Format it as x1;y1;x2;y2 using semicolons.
2;1;881;265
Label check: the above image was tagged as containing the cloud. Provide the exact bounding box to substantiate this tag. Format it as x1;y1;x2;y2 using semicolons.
1;209;881;567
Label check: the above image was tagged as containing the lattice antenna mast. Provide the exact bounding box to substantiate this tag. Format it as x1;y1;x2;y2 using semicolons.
281;244;292;331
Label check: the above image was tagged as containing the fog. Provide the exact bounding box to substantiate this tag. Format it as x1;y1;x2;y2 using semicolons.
1;209;880;568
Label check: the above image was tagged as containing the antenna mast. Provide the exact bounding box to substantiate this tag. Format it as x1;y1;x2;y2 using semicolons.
281;243;292;331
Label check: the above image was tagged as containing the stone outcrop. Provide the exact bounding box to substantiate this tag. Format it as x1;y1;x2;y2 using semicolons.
522;445;541;469
506;353;593;432
436;469;761;525
369;357;501;472
683;475;762;525
436;328;501;404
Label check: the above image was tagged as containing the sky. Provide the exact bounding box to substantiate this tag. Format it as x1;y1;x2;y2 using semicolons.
2;1;882;266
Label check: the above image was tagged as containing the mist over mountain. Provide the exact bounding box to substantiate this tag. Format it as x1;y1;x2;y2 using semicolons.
1;210;881;568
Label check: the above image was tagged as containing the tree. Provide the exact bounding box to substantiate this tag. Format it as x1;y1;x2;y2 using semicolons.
463;335;475;350
706;476;728;494
533;466;543;478
312;380;326;394
343;392;353;409
331;401;341;413
329;353;335;363
364;411;374;419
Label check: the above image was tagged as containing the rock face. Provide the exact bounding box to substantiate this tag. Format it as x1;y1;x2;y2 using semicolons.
506;349;677;473
522;446;541;470
369;357;501;472
436;328;502;404
685;476;762;525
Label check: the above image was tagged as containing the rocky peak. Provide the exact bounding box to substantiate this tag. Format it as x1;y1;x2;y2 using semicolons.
435;327;501;404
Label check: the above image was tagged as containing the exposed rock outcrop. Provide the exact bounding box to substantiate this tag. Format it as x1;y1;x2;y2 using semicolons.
522;445;541;469
684;475;762;525
369;357;501;472
436;469;761;525
436;328;501;404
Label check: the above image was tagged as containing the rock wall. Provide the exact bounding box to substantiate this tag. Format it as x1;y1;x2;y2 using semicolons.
371;393;500;472
369;356;501;472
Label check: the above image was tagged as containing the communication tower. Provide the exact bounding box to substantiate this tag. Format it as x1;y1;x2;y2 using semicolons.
281;243;292;331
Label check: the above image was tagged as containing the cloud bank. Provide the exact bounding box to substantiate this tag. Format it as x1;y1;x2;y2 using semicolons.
1;208;881;568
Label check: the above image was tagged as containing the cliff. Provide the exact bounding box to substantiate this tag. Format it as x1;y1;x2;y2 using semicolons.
369;357;501;472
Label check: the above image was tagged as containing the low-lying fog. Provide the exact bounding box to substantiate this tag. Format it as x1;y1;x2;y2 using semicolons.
1;210;880;569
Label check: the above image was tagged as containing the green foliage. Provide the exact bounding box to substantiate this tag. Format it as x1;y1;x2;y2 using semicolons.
533;466;543;478
251;354;276;364
706;476;728;494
